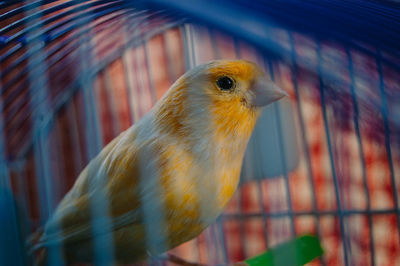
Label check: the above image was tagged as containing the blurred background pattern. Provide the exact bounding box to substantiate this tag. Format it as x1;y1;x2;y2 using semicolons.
1;0;400;265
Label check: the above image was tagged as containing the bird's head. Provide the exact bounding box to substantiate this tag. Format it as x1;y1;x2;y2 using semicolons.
186;59;287;109
154;60;287;150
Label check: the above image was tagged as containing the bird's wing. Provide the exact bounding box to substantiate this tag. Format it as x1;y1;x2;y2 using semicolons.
34;128;152;250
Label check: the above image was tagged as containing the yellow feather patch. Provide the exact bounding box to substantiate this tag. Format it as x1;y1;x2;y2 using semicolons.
210;98;259;146
155;142;209;248
218;168;241;207
208;60;259;81
153;76;191;141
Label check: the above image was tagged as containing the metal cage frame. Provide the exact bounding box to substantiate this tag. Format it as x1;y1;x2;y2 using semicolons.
1;1;400;265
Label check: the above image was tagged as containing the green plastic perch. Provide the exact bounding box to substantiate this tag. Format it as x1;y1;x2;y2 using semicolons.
242;235;323;266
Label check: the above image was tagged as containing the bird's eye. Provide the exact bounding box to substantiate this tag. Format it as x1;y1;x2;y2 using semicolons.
216;76;235;91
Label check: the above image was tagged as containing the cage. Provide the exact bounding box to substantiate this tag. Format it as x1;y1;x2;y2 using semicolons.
1;0;400;265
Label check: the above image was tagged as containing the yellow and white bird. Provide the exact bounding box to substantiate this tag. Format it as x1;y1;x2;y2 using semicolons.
30;60;287;265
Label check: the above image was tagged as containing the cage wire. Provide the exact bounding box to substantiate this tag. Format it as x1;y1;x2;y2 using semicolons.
1;0;400;265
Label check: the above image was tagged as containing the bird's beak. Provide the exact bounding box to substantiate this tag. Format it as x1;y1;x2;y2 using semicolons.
249;77;288;107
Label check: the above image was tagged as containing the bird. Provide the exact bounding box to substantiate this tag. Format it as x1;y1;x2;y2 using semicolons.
28;59;288;265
